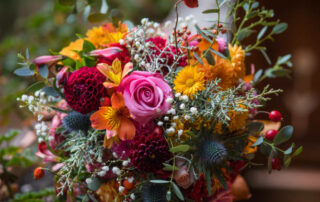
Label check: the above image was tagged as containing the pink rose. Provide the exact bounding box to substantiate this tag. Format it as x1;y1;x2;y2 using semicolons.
173;160;195;189
117;71;172;125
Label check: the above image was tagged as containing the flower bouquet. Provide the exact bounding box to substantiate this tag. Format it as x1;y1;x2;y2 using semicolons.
15;0;302;201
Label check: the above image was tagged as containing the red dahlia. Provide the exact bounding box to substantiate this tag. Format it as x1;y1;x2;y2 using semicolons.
64;66;107;114
130;126;171;172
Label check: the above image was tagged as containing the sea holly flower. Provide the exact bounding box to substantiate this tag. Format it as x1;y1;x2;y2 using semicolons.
90;92;136;146
97;59;133;88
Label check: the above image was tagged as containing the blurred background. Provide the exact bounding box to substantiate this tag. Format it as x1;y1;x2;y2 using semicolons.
0;0;319;201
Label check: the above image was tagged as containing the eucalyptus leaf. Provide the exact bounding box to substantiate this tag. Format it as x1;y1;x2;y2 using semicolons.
251;136;263;147
87;178;102;191
193;51;204;65
210;48;227;59
236;29;255;41
273;126;294;145
38;64;49;78
149;180;169;184
247;122;264;134
253;69;263;83
260;49;272;65
195;24;212;43
284;143;294;155
257;26;268;40
273;23;288;34
292;146;303;158
14;67;35;77
100;0;108;14
278;54;292;65
172;182;184;201
162;163;179;171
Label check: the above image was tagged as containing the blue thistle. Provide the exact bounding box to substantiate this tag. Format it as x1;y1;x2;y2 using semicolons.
199;140;227;165
143;183;167;202
63;111;91;132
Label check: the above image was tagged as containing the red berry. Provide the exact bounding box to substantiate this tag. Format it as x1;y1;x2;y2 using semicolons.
272;158;281;170
265;129;278;141
269;110;282;122
33;167;45;179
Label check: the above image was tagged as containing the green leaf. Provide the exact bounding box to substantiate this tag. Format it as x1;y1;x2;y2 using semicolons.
84;56;97;67
265;68;291;78
251;136;263;147
42;87;60;97
268;149;275;173
202;9;220;14
260;49;271;65
162;163;179;171
83;40;96;53
203;51;215;65
210;48;227;59
257;26;268;40
38;64;49;78
251;2;259;9
284;155;292;168
87;177;102;191
149;180;169;184
195;24;213;43
247;122;264;134
253;69;263;83
170;145;190;153
14;67;35;77
88;13;108;23
193;51;204;65
273;23;288;34
292;146;303;157
58;0;76;6
213;167;228;190
236;29;255;41
26;81;45;93
0;130;19;143
62;58;75;67
278;54;292;65
273;125;294;145
100;0;108;14
172;182;184;201
260;143;272;156
284;143;294;155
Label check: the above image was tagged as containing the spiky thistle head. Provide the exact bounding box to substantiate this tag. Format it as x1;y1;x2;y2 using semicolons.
199;140;227;165
63;111;91;132
142;183;167;202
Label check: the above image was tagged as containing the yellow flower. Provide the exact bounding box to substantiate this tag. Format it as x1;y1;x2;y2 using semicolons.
244;136;258;154
167;120;191;145
97;59;132;88
196;43;246;90
228;109;249;132
96;180;121;202
174;65;205;98
59;38;84;60
86;26;124;49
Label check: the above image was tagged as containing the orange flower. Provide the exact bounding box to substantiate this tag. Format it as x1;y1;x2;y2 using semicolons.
90;92;135;146
97;59;132;89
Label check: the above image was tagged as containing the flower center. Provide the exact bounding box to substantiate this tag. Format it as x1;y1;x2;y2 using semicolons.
186;78;195;87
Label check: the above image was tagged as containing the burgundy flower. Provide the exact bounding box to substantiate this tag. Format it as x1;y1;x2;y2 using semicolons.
186;174;209;202
64;66;107;114
146;37;187;70
130;126;171;172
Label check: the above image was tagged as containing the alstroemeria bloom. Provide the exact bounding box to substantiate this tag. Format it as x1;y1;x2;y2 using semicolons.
35;141;59;163
33;55;63;66
97;59;132;88
89;46;123;58
90;92;136;144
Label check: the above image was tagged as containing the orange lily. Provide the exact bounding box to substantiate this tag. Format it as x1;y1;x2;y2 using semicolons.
97;59;132;89
90;92;136;148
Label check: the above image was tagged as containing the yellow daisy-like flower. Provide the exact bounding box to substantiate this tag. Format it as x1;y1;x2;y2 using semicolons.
59;38;84;60
96;180;121;202
174;65;205;98
196;41;246;90
86;26;124;49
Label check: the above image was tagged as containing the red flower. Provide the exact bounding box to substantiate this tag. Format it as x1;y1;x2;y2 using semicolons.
186;174;209;202
64;66;107;114
184;0;199;8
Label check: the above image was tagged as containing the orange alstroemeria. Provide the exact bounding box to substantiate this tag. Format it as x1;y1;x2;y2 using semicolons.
97;59;133;89
90;92;136;148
